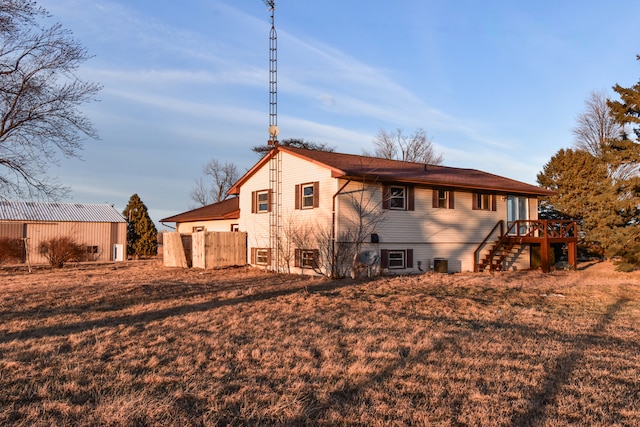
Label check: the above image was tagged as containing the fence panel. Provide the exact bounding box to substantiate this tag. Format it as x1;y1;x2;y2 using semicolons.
163;231;246;269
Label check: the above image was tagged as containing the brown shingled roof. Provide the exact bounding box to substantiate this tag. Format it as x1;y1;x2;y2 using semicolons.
160;197;239;223
229;146;552;197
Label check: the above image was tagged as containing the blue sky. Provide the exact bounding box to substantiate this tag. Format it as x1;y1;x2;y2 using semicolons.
37;0;640;228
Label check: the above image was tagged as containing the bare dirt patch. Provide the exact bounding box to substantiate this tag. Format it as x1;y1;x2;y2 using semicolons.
1;260;639;425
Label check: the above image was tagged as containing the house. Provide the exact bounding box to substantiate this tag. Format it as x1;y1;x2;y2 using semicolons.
162;146;577;275
0;201;127;265
160;197;240;233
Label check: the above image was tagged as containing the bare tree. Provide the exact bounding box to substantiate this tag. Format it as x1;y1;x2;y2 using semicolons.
573;90;637;181
190;158;239;206
365;128;444;165
573;90;623;157
0;1;101;199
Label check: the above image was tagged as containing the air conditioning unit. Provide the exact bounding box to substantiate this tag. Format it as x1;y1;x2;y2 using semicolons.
433;258;448;273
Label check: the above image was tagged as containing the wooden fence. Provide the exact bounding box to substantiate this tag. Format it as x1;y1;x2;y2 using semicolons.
163;231;247;269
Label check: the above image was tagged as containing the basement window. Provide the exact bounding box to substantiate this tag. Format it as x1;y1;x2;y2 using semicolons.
255;248;269;265
388;250;405;269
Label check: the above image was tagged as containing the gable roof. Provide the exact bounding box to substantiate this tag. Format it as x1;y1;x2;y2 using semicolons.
0;201;126;223
229;146;552;196
160;197;240;224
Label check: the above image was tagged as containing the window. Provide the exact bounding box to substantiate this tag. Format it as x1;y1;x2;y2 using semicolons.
231;224;239;232
257;191;269;212
433;189;454;209
383;185;414;210
302;184;314;208
380;249;413;270
301;250;316;268
192;226;205;232
86;245;99;261
252;190;271;213
295;182;319;209
295;249;319;268
389;186;405;210
473;192;496;211
252;248;271;265
388;250;405;269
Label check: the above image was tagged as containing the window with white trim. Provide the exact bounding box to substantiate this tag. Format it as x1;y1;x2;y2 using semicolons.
295;182;319;209
388;250;405;269
257;190;269;213
295;248;319;268
389;186;406;210
302;184;314;209
255;248;269;265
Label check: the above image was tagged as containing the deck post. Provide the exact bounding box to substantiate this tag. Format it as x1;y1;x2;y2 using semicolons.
541;220;550;273
568;241;577;270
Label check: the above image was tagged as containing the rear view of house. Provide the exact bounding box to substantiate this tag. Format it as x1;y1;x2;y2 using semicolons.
162;146;576;276
0;201;127;265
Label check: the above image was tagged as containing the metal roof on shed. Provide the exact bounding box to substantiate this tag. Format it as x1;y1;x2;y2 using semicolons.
0;201;126;223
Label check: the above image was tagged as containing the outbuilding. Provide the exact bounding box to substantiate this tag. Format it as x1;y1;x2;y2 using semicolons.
0;201;127;265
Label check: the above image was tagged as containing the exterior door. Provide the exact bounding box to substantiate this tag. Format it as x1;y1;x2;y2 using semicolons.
507;196;528;235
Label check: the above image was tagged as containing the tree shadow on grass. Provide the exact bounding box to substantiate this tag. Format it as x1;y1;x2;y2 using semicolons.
509;296;631;426
0;278;363;344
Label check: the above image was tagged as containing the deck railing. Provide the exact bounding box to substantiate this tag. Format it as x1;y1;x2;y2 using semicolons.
474;219;578;272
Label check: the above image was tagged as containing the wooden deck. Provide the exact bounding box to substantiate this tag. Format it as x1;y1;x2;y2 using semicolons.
475;220;578;273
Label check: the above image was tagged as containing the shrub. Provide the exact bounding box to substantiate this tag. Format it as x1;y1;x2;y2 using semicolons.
38;237;85;268
0;238;23;264
615;262;637;273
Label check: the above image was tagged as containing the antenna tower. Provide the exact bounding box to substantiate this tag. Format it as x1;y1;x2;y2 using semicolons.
265;0;281;271
267;0;278;144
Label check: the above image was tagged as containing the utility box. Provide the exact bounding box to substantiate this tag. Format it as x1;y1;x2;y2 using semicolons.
434;258;448;273
113;244;124;262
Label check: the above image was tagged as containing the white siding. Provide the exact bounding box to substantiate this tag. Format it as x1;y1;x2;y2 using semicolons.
176;219;238;234
337;183;537;273
238;152;540;275
239;151;336;274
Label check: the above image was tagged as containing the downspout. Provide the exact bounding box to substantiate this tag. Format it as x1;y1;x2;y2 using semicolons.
331;178;352;278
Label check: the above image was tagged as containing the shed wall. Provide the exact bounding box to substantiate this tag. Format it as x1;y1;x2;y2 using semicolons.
0;220;126;265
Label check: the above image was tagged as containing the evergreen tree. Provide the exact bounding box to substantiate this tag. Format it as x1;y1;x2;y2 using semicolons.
537;149;610;250
123;194;157;258
251;138;335;156
538;67;640;265
608;55;640;140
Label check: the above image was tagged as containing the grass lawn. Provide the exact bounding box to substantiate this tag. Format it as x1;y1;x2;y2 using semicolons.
1;260;639;426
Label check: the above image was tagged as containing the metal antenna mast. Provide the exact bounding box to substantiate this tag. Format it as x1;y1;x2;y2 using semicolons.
265;0;281;271
267;0;278;144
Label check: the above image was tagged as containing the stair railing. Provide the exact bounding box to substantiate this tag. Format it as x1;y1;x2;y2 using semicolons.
474;220;503;272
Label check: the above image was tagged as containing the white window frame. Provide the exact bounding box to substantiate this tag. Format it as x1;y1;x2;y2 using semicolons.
388;250;405;269
389;186;406;210
302;184;314;209
255;248;269;265
257;190;269;213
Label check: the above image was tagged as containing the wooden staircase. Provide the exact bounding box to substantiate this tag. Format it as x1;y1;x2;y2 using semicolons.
474;219;579;273
476;235;521;272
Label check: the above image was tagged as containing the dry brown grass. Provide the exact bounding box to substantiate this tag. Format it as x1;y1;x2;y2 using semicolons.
1;260;639;426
